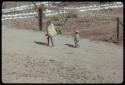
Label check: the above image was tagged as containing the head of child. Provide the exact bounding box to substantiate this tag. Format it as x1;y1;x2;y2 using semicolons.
74;30;79;34
47;20;51;25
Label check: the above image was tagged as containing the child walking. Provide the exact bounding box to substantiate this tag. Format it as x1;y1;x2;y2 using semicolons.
46;20;57;47
74;30;80;48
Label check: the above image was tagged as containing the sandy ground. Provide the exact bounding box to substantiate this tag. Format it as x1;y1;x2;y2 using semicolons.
2;25;123;83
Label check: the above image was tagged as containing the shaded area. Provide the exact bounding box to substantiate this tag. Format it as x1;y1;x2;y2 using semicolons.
64;44;75;48
34;41;48;46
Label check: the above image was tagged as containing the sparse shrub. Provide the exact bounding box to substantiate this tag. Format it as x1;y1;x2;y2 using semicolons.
51;16;59;21
66;12;78;18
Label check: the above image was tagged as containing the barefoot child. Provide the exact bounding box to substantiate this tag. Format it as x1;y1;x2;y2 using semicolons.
74;30;80;48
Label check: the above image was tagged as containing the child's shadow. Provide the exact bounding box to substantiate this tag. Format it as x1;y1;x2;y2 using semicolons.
34;41;48;46
64;44;75;48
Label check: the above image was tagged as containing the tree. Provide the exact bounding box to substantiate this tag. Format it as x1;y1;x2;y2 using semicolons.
32;2;44;31
48;2;78;31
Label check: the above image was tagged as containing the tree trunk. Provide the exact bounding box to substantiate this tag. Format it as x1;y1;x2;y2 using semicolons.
38;8;42;31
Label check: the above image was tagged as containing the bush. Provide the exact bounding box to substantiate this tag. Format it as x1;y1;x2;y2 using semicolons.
51;16;59;21
66;12;78;18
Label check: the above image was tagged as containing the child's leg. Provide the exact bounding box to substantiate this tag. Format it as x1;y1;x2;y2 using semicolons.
77;42;80;47
75;41;80;48
50;36;54;47
47;36;50;46
75;41;77;48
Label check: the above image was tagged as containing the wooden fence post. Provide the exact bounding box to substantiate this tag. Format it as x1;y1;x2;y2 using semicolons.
116;17;119;44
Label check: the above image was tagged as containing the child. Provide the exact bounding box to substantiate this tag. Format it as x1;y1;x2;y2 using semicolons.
74;30;80;48
46;20;57;47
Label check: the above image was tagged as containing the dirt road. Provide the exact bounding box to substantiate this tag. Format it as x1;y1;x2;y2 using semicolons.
2;25;123;83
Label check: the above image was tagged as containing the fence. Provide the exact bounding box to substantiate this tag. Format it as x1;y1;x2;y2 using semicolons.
2;2;123;44
53;12;123;44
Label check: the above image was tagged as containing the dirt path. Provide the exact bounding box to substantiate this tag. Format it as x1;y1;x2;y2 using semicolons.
2;25;123;83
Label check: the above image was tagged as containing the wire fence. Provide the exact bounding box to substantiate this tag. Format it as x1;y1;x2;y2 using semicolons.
53;12;123;44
